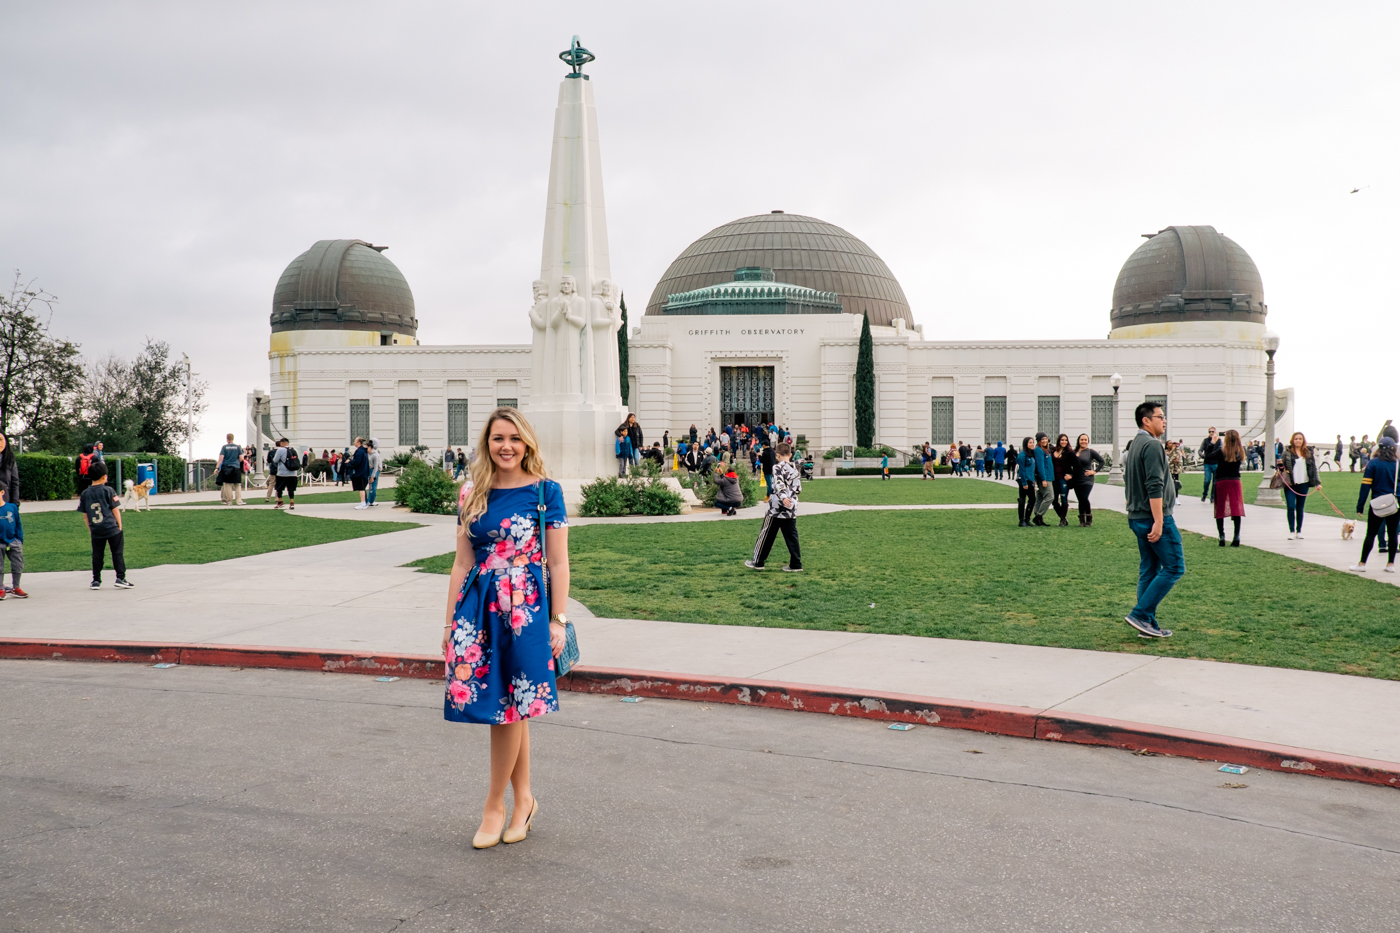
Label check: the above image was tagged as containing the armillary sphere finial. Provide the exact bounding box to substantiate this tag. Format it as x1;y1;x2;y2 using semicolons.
559;35;594;78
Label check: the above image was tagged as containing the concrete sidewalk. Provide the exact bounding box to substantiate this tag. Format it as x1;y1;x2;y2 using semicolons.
4;493;1398;781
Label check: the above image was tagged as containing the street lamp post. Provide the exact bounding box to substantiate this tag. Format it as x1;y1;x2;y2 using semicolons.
1257;332;1281;504
182;353;194;491
1106;372;1125;485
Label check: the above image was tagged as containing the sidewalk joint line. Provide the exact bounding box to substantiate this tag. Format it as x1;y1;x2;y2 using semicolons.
749;633;878;679
1040;655;1165;713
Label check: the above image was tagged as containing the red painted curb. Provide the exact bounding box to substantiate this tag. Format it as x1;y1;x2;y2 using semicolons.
3;638;1396;789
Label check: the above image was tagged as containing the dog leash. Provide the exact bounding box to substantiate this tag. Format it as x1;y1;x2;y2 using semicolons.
1275;466;1350;519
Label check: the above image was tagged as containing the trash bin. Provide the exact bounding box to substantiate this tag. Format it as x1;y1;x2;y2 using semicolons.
137;462;157;496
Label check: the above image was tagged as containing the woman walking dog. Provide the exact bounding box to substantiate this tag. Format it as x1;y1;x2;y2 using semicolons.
442;408;570;849
1277;432;1321;540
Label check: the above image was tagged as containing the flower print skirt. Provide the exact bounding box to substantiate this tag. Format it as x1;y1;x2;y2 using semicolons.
444;563;559;724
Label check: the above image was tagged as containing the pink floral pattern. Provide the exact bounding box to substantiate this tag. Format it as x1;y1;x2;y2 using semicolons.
444;480;566;724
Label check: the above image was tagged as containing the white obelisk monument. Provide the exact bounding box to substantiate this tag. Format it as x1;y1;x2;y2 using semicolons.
524;37;629;508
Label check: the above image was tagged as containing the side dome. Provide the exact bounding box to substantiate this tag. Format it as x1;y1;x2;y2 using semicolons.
645;212;913;327
271;239;417;338
1111;226;1265;333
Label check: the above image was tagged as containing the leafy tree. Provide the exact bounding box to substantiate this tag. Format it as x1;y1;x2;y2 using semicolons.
0;272;83;442
130;338;207;454
854;311;875;448
618;292;629;406
77;340;206;454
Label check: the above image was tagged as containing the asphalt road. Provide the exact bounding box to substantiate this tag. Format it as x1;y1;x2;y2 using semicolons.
2;661;1398;933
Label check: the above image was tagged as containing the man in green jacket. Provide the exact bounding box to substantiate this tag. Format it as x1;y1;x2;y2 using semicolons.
1123;400;1181;638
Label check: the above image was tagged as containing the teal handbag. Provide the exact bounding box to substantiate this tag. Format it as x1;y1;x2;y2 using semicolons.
537;480;580;676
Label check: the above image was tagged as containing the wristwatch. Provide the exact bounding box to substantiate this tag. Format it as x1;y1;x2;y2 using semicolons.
551;613;568;626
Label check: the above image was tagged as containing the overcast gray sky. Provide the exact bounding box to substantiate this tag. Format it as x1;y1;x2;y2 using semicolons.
2;1;1395;455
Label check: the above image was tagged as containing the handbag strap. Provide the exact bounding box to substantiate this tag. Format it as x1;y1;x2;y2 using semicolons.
537;480;550;621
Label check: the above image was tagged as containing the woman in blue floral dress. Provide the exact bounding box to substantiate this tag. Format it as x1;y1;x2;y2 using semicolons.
441;408;570;849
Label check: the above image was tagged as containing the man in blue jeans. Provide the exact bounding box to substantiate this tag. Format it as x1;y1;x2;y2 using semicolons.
1124;400;1182;638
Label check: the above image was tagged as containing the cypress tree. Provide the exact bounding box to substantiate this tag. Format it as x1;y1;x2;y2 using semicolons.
617;292;630;406
854;311;875;449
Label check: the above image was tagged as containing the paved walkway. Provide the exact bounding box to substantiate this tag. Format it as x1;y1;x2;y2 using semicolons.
5;486;1398;770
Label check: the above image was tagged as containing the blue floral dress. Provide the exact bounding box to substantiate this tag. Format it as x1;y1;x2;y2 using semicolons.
444;479;567;725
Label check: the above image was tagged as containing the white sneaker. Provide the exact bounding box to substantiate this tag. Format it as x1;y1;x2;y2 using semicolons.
354;503;368;510
1287;533;1294;540
1385;566;1396;574
1348;563;1367;572
1295;533;1304;539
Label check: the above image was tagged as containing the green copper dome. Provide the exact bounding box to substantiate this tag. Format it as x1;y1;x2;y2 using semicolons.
646;213;912;326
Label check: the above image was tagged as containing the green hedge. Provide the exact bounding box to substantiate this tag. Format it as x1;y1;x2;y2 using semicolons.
17;452;187;499
579;475;683;517
99;454;186;494
17;453;76;500
394;459;460;514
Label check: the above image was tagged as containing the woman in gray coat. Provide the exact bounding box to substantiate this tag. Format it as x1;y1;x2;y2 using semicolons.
714;468;742;516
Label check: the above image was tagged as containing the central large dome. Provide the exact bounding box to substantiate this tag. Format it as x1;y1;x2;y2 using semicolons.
645;212;913;327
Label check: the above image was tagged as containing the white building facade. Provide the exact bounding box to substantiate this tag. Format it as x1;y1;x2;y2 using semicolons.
257;218;1291;463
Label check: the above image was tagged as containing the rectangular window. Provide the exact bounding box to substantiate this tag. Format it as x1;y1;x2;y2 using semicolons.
1240;400;1248;426
1145;394;1167;424
282;405;289;429
930;396;954;446
1037;396;1060;438
398;399;420;446
983;396;1006;444
349;399;370;441
447;399;470;445
496;398;518;409
1091;396;1114;445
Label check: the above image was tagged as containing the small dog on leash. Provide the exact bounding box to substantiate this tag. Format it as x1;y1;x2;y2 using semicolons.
123;478;155;512
1341;521;1355;540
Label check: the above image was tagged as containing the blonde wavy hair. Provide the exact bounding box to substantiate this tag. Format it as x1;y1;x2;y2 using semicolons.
459;407;549;530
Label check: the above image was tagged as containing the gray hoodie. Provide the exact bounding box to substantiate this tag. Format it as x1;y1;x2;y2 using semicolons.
1123;429;1175;521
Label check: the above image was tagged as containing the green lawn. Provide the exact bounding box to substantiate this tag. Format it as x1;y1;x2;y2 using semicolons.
799;476;1017;505
1178;470;1363;518
23;509;420;572
409;509;1400;680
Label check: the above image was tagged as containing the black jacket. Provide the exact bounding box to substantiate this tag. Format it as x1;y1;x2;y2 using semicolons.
617;420;643;453
1053;448;1083;486
0;456;18;504
1200;437;1223;465
351;445;370;479
1278;449;1320;488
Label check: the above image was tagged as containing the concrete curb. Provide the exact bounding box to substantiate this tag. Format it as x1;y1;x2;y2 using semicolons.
4;637;1396;790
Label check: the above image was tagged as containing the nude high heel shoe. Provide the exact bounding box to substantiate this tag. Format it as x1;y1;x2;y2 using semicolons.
502;798;538;844
473;815;505;849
